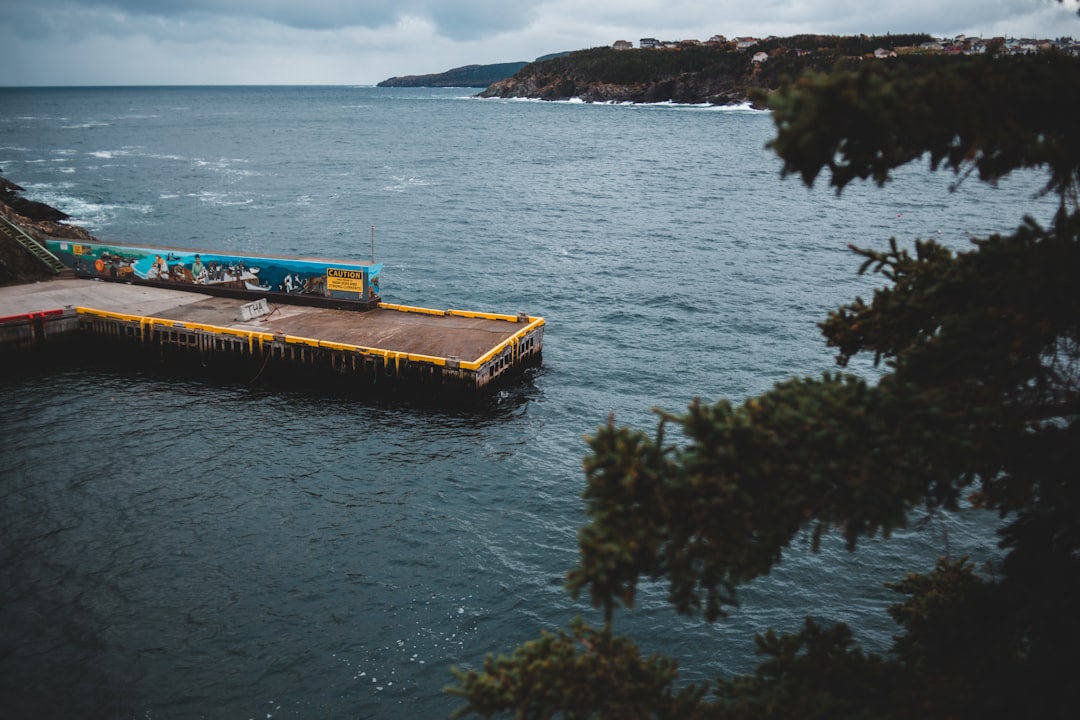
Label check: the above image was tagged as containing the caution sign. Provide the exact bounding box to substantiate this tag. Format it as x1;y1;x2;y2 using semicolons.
326;267;365;293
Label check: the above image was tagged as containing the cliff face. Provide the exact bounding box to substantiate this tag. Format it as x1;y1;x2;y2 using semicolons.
477;46;766;105
481;69;753;105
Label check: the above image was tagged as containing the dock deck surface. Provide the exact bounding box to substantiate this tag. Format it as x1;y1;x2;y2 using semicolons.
0;278;526;362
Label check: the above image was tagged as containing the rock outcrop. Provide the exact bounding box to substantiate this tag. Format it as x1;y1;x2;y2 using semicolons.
481;72;753;105
1;174;95;286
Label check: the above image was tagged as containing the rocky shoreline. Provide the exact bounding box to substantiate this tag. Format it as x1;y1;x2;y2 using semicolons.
479;72;756;106
0;174;96;286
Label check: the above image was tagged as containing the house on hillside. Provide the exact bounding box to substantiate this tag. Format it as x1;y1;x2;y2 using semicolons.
613;40;633;50
874;47;897;58
640;37;660;49
735;37;759;49
752;51;769;63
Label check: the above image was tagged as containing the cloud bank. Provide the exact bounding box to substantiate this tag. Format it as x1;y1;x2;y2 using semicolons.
1;0;1076;85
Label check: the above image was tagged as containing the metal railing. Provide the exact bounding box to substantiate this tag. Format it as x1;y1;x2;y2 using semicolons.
0;211;67;274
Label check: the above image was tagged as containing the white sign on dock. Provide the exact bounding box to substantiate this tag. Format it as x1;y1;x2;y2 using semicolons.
237;298;270;321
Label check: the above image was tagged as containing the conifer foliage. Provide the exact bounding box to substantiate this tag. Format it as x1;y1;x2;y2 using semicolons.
447;12;1080;719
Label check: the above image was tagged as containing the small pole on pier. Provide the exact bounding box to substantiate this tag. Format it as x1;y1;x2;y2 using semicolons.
370;225;376;264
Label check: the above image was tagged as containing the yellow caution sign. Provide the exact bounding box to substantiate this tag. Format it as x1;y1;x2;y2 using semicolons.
326;267;365;293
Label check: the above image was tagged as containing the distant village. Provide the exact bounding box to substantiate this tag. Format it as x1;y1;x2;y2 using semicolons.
611;35;1080;62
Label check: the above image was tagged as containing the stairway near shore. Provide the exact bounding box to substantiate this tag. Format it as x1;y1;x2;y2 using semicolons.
0;211;68;276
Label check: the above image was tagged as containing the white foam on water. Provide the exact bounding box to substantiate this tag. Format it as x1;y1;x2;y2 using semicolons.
383;176;432;192
191;190;254;207
61;121;111;129
22;181;153;228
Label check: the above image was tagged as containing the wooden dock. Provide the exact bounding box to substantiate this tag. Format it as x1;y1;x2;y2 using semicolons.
0;278;544;395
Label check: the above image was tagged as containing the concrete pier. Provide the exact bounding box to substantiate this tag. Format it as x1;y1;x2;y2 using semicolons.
0;278;544;395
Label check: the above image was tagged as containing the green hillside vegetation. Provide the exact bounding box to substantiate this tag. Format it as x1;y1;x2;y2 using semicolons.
377;62;529;88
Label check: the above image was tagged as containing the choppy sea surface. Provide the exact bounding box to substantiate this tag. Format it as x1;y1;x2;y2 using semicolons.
0;86;1059;719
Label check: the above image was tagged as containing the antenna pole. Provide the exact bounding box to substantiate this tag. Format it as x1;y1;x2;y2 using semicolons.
370;225;375;263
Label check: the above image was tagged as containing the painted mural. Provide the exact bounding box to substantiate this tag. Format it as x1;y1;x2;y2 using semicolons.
45;240;382;302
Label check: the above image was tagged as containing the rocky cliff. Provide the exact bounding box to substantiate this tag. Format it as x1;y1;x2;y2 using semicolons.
477;35;936;105
478;46;758;105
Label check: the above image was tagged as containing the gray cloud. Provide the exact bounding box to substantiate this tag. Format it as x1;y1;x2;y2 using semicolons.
5;1;542;39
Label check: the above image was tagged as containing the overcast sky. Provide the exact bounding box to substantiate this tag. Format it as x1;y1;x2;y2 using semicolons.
1;0;1077;86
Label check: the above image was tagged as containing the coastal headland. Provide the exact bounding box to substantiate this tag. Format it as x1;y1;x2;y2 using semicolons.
381;33;1075;106
476;34;1009;105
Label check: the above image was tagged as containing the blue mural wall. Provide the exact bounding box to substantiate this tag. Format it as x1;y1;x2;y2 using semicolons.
45;239;382;302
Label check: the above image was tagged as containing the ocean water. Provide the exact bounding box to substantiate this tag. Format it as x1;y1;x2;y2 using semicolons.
0;86;1059;719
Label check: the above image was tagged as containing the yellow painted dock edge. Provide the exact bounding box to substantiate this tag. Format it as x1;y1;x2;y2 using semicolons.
377;302;545;370
74;304;545;373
